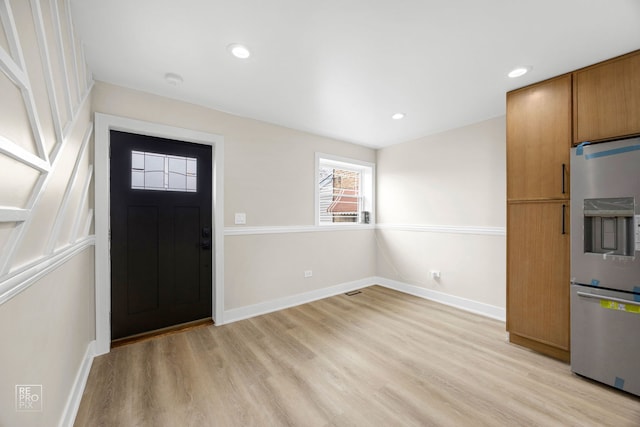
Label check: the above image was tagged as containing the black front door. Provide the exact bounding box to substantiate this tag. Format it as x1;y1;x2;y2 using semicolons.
110;130;212;340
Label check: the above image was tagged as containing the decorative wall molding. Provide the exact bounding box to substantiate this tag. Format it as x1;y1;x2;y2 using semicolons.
0;134;50;172
31;0;65;144
0;0;48;161
49;0;74;119
45;124;93;254
82;208;93;238
60;81;93;153
1;133;67;274
0;207;28;222
0;0;94;276
64;0;82;107
0;236;95;306
79;43;91;93
376;223;506;236
224;224;375;236
0;43;28;88
0;82;93;275
71;165;93;243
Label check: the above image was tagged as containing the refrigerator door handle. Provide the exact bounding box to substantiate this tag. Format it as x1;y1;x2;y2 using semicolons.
577;291;640;307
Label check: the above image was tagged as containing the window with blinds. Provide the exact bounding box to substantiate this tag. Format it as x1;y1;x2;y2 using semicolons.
316;154;374;225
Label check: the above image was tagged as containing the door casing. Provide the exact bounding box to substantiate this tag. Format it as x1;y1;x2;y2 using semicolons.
94;113;224;355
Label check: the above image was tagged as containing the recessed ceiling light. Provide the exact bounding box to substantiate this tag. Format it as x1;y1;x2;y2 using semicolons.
228;43;251;59
164;72;183;86
392;113;405;120
508;67;531;78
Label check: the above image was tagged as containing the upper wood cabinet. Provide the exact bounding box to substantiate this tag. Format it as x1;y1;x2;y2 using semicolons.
573;50;640;144
507;75;572;201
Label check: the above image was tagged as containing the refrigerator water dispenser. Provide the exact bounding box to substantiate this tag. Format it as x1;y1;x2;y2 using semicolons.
584;197;635;256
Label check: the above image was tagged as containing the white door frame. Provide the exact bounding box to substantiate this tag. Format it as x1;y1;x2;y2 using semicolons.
94;113;224;355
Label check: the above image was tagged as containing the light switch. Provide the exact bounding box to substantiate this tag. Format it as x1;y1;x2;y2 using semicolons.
235;213;246;225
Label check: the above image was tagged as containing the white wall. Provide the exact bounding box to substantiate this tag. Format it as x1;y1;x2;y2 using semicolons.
91;82;378;316
376;117;507;316
1;0;511;423
0;247;94;427
0;0;95;426
90;83;508;319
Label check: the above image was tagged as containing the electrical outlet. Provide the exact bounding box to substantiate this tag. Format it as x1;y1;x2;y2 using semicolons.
304;270;313;278
430;270;441;280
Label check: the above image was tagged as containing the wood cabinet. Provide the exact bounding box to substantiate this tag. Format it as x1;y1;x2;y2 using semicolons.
507;75;572;201
506;75;571;361
573;50;640;144
507;201;570;361
506;49;640;361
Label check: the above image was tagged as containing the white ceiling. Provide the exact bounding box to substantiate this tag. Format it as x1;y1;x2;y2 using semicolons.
70;0;640;148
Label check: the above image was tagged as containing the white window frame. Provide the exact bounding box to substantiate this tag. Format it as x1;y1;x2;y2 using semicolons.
315;153;375;226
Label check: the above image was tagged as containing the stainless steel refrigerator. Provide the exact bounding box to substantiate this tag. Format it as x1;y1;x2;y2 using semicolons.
570;136;640;397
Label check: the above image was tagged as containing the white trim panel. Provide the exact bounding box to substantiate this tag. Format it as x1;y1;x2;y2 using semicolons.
0;82;93;271
49;0;74;119
0;87;92;276
0;0;48;160
0;236;95;306
30;0;65;144
223;277;373;324
0;207;29;222
0;174;45;275
45;124;93;253
70;165;93;243
225;224;375;236
56;81;93;160
82;209;93;238
376;223;506;236
58;340;95;427
0;44;28;88
64;0;82;107
0;134;50;173
375;276;506;322
80;43;90;93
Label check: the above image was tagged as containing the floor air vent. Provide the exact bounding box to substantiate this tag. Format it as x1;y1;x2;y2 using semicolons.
345;290;362;296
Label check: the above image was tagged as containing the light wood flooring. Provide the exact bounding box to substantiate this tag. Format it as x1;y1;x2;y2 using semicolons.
74;286;640;426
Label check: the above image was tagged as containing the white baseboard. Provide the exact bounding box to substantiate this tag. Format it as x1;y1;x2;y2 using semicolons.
223;278;374;324
223;276;505;324
59;340;95;427
374;277;506;322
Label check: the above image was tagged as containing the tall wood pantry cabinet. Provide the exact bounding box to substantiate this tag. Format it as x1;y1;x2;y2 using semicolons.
506;74;571;361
